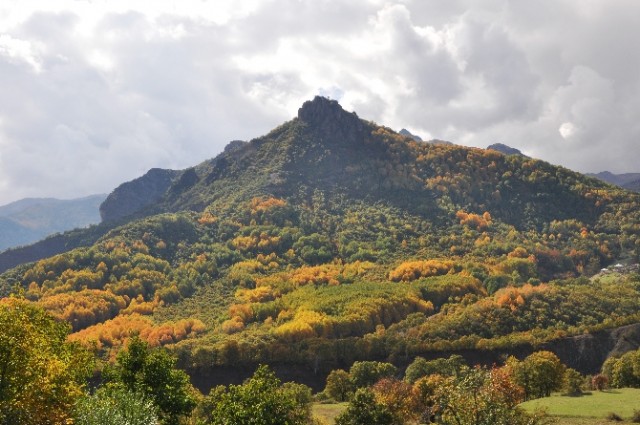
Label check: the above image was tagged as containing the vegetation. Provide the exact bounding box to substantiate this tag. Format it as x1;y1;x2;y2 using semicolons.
73;386;160;425
204;365;313;425
507;351;566;399
0;298;92;425
335;388;394;425
521;388;640;420
105;337;197;425
3;97;640;421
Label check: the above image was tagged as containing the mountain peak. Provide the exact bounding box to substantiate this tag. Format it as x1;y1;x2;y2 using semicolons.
297;96;345;121
297;96;365;143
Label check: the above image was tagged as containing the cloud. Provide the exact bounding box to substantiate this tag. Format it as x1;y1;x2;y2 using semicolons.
558;122;576;140
0;0;639;204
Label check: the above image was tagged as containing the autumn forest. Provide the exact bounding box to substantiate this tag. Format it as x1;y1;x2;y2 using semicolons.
2;97;640;424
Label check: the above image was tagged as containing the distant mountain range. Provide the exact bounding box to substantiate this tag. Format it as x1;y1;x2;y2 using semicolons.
0;195;106;252
587;171;640;192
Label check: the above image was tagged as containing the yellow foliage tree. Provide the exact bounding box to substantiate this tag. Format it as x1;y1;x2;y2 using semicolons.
0;298;92;424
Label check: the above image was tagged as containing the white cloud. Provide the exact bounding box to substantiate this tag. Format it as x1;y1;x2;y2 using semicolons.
0;0;640;204
559;122;576;139
0;34;42;71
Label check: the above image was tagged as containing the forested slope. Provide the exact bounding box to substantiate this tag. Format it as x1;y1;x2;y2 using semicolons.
2;97;640;387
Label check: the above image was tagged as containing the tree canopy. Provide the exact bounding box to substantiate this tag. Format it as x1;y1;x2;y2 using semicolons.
0;298;92;425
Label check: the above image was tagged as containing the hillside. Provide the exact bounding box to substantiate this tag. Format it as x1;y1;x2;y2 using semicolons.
2;97;640;389
0;195;106;252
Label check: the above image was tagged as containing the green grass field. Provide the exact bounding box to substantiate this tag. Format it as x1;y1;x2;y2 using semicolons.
313;389;640;424
521;388;640;422
552;418;628;425
312;402;347;424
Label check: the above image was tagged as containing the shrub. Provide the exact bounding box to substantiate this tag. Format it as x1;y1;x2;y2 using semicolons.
607;412;623;421
74;386;159;425
591;374;609;391
563;368;583;396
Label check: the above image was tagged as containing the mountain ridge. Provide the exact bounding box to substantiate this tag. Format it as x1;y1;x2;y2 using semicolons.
587;171;640;192
0;194;106;252
0;96;630;271
2;97;640;387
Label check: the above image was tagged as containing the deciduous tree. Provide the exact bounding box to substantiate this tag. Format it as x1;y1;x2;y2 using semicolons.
106;336;196;425
0;298;92;425
208;365;312;425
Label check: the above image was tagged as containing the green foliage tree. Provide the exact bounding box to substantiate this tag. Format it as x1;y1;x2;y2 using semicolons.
208;365;312;425
335;388;394;425
404;354;465;383
292;233;334;265
602;350;640;388
107;336;196;425
349;361;398;388
324;369;354;401
563;368;583;396
424;366;545;425
74;386;159;425
0;298;92;425
507;351;565;399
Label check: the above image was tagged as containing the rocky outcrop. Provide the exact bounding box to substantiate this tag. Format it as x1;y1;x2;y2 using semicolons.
297;96;366;145
542;322;640;373
99;168;179;223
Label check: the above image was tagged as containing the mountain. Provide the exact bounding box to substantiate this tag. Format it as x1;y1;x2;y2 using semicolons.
399;128;423;141
623;179;640;192
100;168;181;223
0;195;106;252
398;129;454;146
587;171;640;192
2;96;640;389
487;143;528;157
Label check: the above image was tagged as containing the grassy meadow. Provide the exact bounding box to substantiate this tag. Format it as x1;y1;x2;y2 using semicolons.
521;388;640;423
312;403;347;424
313;389;640;424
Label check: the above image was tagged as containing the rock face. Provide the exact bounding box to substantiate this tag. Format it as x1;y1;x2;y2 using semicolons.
100;168;180;222
297;96;366;144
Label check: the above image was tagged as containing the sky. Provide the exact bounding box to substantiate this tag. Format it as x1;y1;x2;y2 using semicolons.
1;0;639;205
